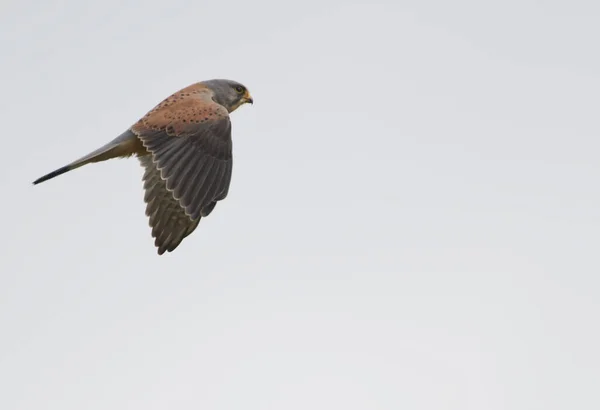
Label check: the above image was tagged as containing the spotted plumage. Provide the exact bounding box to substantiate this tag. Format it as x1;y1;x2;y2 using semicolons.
33;79;253;254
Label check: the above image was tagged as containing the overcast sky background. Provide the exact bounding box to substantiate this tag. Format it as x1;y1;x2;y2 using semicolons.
1;1;599;409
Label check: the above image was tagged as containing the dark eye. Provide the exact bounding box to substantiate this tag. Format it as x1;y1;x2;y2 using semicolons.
235;86;244;94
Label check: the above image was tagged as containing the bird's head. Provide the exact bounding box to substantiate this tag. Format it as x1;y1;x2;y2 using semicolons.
203;79;253;113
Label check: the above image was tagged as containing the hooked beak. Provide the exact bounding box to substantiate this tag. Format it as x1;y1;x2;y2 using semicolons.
244;92;254;105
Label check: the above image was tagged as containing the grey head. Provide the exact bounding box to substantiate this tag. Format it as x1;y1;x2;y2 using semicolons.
201;79;253;113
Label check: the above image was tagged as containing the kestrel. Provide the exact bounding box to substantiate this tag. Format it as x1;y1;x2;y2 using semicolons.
33;79;253;255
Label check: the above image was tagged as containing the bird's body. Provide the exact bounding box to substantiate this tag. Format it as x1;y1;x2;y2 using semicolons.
33;79;253;255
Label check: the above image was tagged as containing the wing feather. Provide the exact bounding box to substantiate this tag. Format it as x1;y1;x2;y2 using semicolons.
139;155;200;255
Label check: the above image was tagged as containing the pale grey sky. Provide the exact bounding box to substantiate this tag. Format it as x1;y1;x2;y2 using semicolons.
1;1;599;409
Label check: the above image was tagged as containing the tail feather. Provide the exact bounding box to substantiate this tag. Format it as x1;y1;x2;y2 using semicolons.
33;165;73;185
32;130;142;185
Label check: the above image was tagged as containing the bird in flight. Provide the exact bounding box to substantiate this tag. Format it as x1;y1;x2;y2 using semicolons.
33;79;253;255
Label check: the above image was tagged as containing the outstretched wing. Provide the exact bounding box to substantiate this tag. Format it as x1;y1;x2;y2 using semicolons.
132;83;234;253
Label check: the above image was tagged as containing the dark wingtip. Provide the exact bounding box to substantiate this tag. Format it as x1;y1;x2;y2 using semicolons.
32;165;71;185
